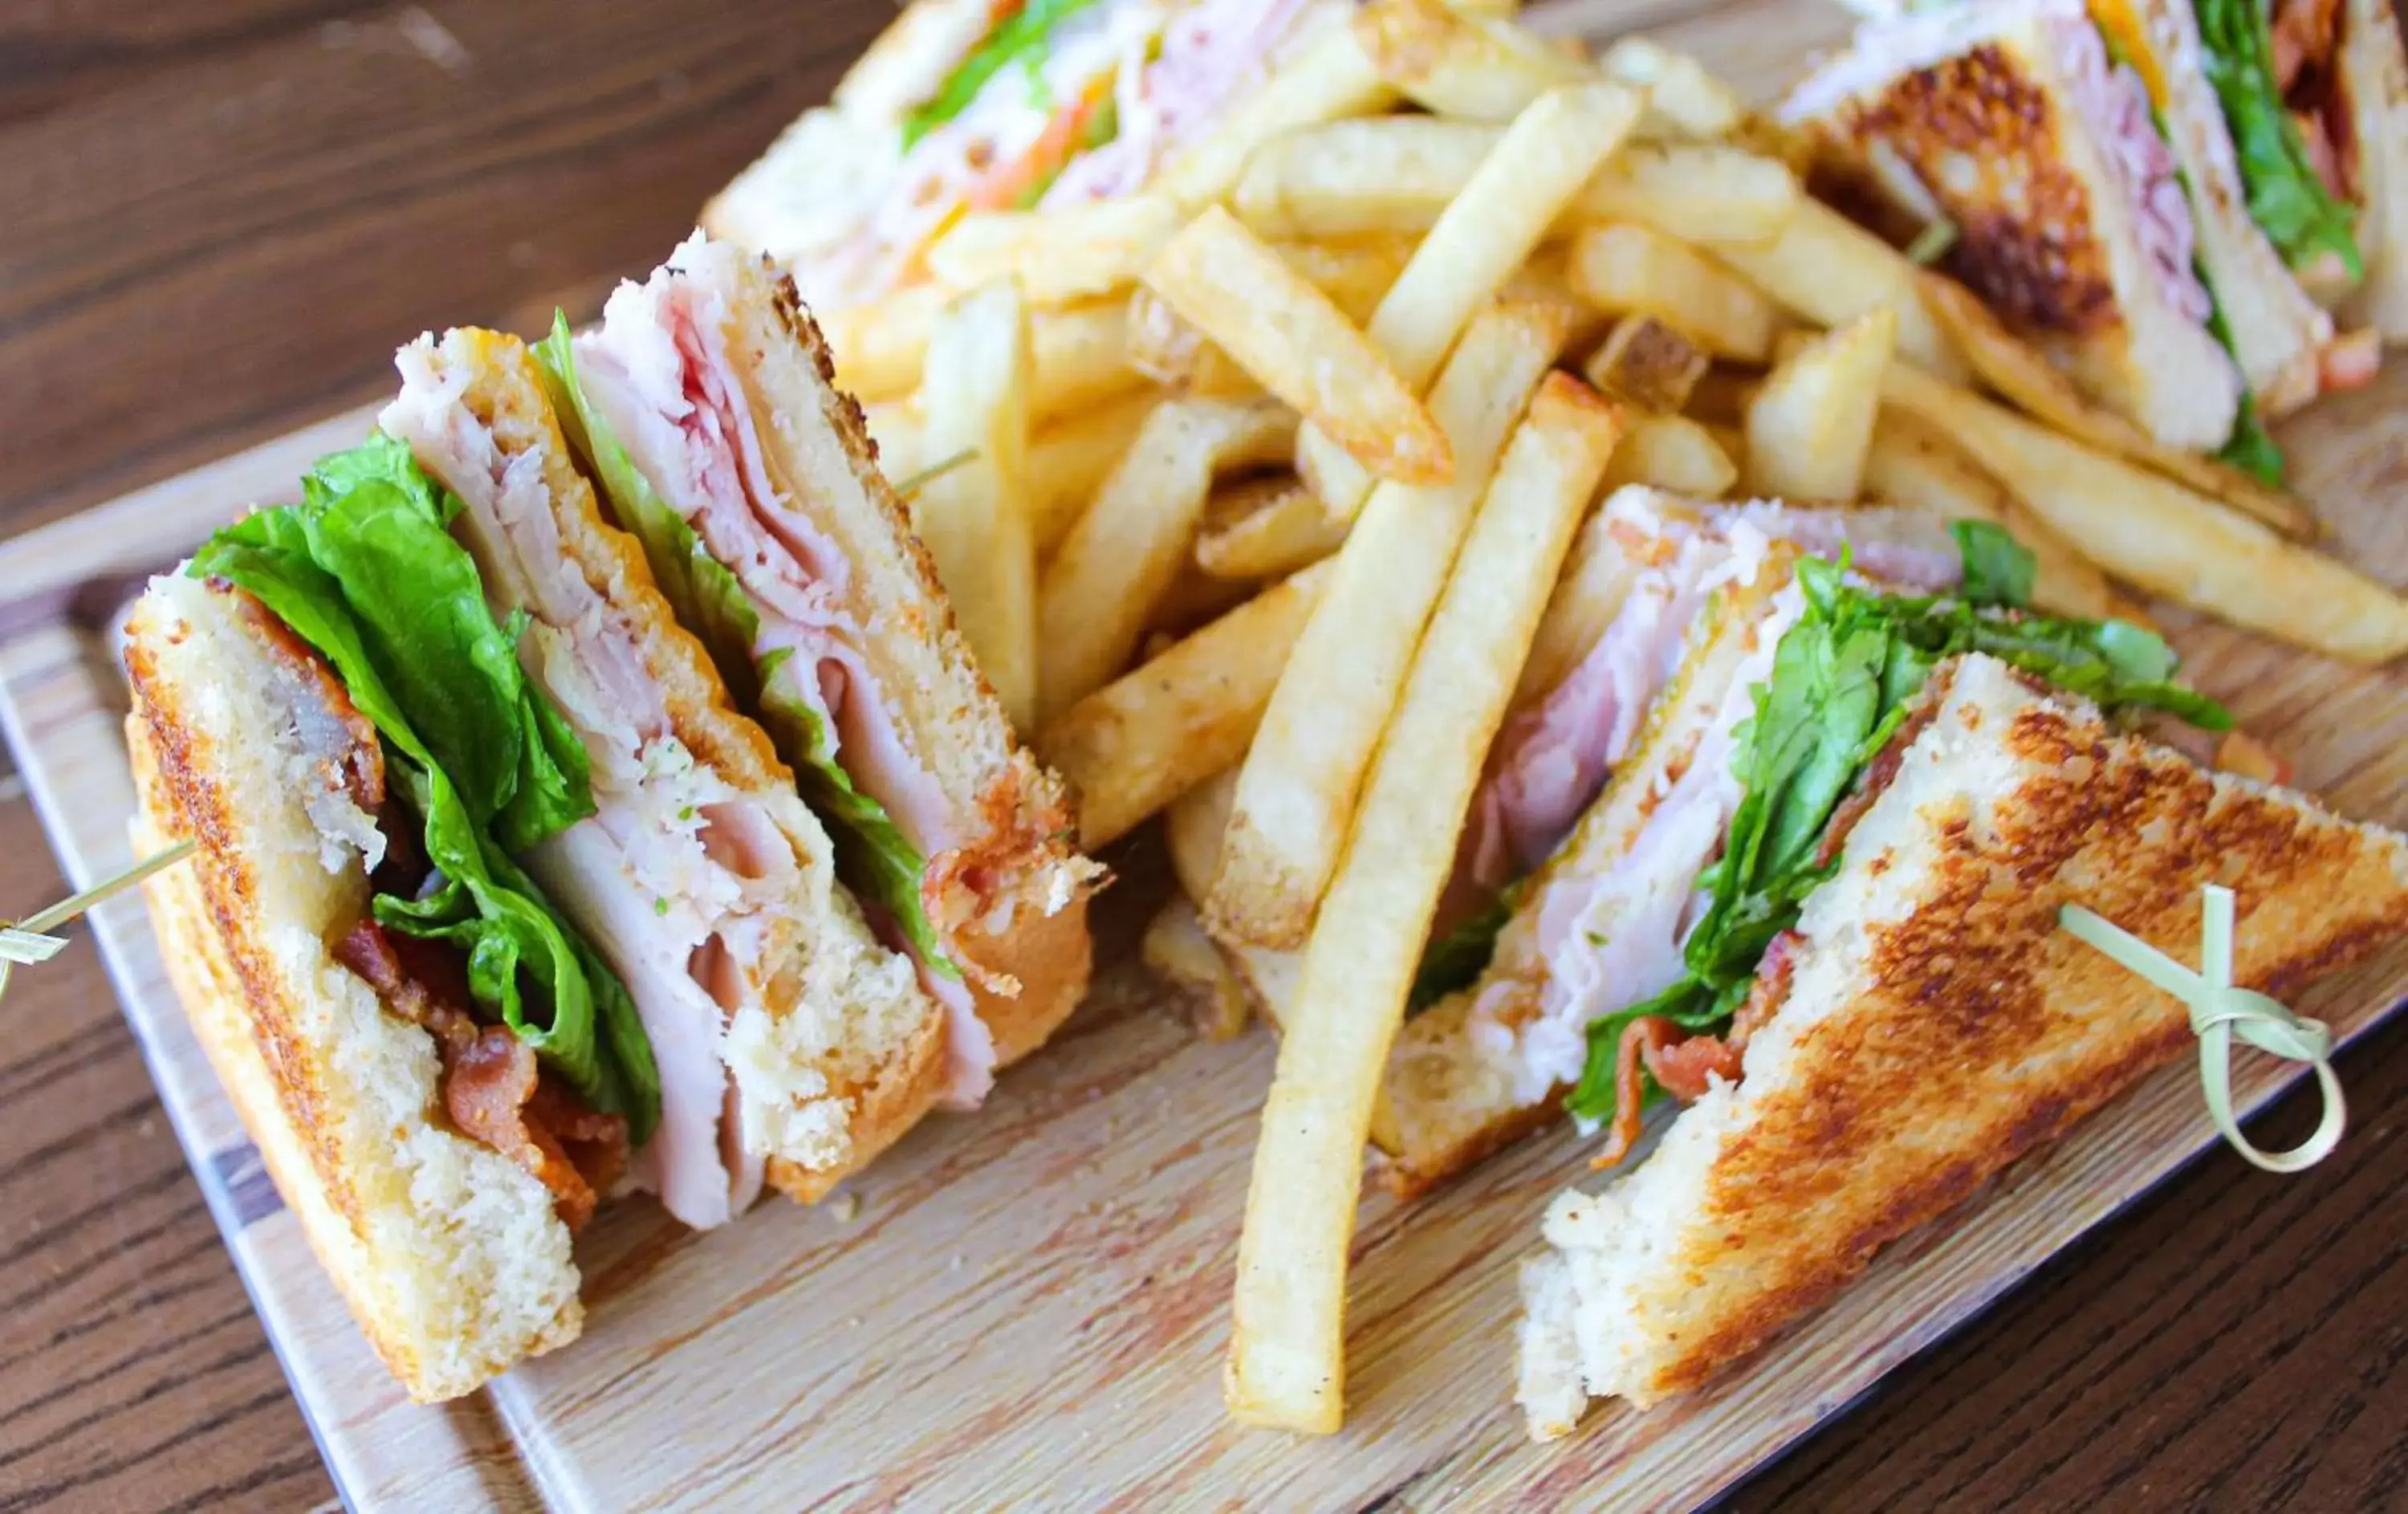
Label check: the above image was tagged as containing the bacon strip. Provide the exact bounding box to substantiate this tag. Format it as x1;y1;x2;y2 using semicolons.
336;922;628;1229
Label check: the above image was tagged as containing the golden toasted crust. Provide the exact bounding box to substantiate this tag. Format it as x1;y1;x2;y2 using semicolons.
1825;44;2116;335
1526;657;2408;1423
124;581;582;1402
718;258;1099;1064
763;1005;950;1203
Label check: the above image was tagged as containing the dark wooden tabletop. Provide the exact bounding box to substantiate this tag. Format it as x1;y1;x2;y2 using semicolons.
2;2;2404;1510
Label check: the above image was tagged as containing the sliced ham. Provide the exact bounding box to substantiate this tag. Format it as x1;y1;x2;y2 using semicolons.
576;234;999;1105
384;343;818;1231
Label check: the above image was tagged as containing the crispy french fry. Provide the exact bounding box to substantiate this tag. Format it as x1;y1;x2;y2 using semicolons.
1226;372;1621;1433
822;284;949;401
1598;36;1745;139
1128;238;1417;397
862;399;922;483
1300;82;1643;521
824;299;1143;420
1128;287;1264;397
1145;208;1454;486
1863;411;2120;621
1572;144;1800;245
1354;0;1592;120
1564;222;1779;361
1168;769;1307;1032
1499;243;1612;351
1602;412;1739;497
1145;896;1253;1043
1234;120;1796;246
1583;315;1712;413
1197;475;1348;580
916;279;1039;729
1517;497;1653;705
1029;391;1158;556
1913;270;2319;539
1166;766;1240;902
1210;303;1568;948
925;196;1184;306
1040;561;1336;849
1156;18;1400;212
1745;307;1896;500
1149;565;1267;639
1041;399;1301;721
1882;363;2408;661
1710;199;1966;381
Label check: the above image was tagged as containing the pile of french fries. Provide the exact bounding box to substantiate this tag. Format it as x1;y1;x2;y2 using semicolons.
824;0;2408;1438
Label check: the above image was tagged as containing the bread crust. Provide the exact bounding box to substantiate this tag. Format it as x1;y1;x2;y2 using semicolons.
1519;656;2408;1429
124;579;583;1403
712;254;1100;1072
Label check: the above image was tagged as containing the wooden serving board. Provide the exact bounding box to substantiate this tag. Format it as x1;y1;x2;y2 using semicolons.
5;0;2408;1507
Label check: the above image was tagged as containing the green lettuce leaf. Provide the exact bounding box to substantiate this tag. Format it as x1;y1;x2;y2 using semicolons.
2216;391;2288;486
1952;519;2036;608
2195;0;2361;279
1564;534;2230;1129
903;0;1108;149
190;442;661;1142
532;315;954;978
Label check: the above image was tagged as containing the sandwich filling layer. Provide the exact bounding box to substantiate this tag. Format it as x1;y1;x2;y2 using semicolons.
800;0;1330;304
385;335;833;1229
1513;526;2230;1166
546;237;1005;1105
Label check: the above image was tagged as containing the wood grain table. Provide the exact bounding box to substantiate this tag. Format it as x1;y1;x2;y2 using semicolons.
2;2;2404;1509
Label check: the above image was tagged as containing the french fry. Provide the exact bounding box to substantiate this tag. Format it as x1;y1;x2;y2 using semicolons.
1166;767;1240;903
1572;144;1800;245
1280;234;1422;323
1881;362;2408;661
1155;19;1400;212
1039;561;1335;849
1913;270;2319;539
916;279;1039;729
1564;222;1779;361
1197;475;1349;580
1235;120;1796;246
1710;199;1967;380
1210;303;1568;948
1602;412;1739;497
925;196;1185;306
1516;497;1653;705
1144;896;1253;1044
1745;307;1896;500
1040;400;1301;721
1863;411;2120;621
1128;238;1417;397
1145;208;1454;486
861;400;922;483
1583;315;1711;413
1169;770;1308;1032
1226;372;1621;1433
1128;287;1264;397
1299;82;1644;521
822;283;949;401
1353;0;1592;120
824;299;1143;420
1029;392;1158;556
1598;36;1745;140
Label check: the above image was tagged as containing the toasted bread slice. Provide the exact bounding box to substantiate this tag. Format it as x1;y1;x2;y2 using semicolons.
576;238;1096;1095
381;329;947;1209
1518;654;2408;1434
1370;563;1798;1194
1786;0;2244;449
2109;0;2335;409
125;575;582;1403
